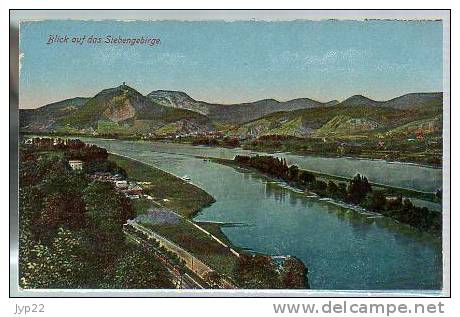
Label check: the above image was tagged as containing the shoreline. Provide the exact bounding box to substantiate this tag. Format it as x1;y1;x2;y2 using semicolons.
23;133;441;203
211;157;441;236
138;139;443;170
240;146;443;170
21;135;440;289
210;157;440;202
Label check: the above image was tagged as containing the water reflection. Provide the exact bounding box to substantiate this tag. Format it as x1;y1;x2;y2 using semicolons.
264;181;288;203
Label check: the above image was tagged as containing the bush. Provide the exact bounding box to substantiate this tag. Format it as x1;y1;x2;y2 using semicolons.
368;191;386;212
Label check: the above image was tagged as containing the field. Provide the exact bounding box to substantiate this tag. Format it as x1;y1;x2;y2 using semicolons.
108;154;215;218
145;220;238;275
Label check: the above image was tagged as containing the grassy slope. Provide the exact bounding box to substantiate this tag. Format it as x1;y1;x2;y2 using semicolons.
386;115;442;136
234;118;272;136
232;104;443;165
237;103;442;138
55;84;208;134
196;222;236;248
314;115;378;137
108;154;214;218
58;94;110;127
265;117;304;137
154;123;180;136
147;221;237;275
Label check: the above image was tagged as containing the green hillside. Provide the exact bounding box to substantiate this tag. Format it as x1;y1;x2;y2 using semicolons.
58;85;158;127
234;119;273;137
235;102;442;139
386;115;442;137
23;85;215;136
264;117;306;137
20;97;89;130
314;115;378;137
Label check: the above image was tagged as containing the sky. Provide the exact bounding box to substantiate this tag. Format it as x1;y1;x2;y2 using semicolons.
19;19;443;109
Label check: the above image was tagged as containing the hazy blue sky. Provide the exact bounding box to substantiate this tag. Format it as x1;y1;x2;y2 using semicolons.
19;20;443;109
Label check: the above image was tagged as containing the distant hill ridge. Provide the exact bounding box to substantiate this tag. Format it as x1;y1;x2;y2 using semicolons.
147;90;333;123
339;95;382;107
20;84;214;135
147;90;443;122
20;84;443;138
232;92;443;139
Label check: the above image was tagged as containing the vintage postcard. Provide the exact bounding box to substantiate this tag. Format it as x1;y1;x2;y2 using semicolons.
12;10;450;297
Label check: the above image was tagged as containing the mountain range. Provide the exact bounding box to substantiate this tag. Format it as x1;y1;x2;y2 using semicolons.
147;90;335;123
19;84;443;139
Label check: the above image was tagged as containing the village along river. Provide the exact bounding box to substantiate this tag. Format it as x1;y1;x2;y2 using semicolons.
80;138;443;290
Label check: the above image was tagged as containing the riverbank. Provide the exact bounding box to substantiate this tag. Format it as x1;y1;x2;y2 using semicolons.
23;136;441;289
210;157;440;203
23;134;443;193
239;142;442;169
211;156;442;235
168;136;442;169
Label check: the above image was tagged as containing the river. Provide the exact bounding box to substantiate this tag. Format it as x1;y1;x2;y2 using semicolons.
80;138;443;290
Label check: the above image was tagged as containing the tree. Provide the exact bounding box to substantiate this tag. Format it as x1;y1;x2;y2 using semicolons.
233;254;281;289
280;257;309;289
403;198;414;209
83;181;134;245
347;174;372;204
326;181;339;197
19;186;45;239
387;195;403;210
337;182;347;198
39;168;89;197
312;180;327;192
39;192;86;233
20;155;67;187
19;228;86;289
113;247;174;289
84;159;127;177
287;165;299;182
297;170;316;185
19;139;169;289
369;191;386;212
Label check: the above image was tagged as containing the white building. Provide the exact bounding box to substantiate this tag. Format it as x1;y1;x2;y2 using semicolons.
68;160;83;171
115;180;128;189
